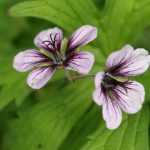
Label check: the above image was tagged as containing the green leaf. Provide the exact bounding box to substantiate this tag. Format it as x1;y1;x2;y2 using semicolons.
2;79;93;150
9;0;102;52
9;0;100;32
2;87;150;150
80;105;150;150
59;105;101;150
0;0;26;42
10;0;150;54
98;0;150;53
0;44;31;109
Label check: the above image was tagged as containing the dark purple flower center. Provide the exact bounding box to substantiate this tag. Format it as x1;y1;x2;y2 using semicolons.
39;34;81;69
102;73;119;90
38;33;66;68
101;72;131;102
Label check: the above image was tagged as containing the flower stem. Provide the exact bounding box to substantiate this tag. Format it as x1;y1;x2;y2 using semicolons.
65;70;73;82
71;74;95;81
65;70;95;82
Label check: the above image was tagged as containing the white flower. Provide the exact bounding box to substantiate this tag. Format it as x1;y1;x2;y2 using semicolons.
13;25;97;89
93;45;150;129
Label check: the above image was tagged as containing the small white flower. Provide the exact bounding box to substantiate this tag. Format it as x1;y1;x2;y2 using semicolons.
13;25;97;89
93;45;150;129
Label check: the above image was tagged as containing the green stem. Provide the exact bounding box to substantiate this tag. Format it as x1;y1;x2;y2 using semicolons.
71;74;95;81
65;70;73;82
65;70;95;82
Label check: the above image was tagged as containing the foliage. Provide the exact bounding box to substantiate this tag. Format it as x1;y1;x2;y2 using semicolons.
0;0;150;149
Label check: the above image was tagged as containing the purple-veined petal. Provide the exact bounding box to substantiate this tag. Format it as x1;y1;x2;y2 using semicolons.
116;81;145;114
93;88;105;106
106;45;133;68
95;72;105;88
27;67;55;89
66;51;95;74
102;97;122;130
120;48;150;76
68;25;97;51
106;45;150;76
34;27;63;52
13;49;50;72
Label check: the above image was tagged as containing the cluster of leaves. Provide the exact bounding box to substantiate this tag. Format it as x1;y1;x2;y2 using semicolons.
0;0;150;149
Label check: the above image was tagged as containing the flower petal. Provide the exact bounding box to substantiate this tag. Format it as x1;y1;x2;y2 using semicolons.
93;88;105;106
68;25;97;51
116;81;145;114
13;49;49;72
147;55;150;64
106;45;150;76
27;67;55;89
66;51;95;74
94;72;105;88
134;48;149;55
106;44;133;68
34;27;63;51
103;97;122;130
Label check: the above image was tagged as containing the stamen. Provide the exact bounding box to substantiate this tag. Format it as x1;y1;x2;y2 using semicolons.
42;33;58;51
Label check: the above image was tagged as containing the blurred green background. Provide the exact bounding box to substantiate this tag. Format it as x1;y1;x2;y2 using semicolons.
0;0;150;150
